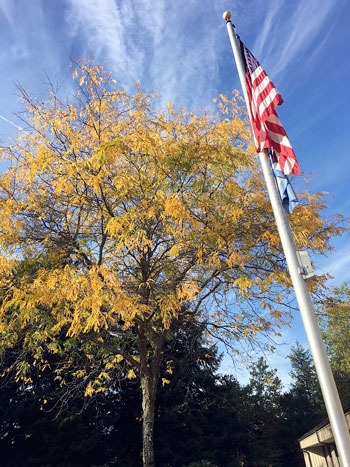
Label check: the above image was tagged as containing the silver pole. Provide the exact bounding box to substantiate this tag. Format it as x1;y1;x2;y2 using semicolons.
223;11;350;466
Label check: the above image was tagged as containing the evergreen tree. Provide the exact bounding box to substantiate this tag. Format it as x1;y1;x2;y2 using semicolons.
242;357;284;466
320;283;350;409
278;344;326;466
155;320;246;466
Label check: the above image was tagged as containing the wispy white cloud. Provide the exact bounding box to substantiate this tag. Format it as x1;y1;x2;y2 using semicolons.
0;0;29;62
0;0;14;26
252;2;283;60
64;0;223;108
267;0;338;80
0;0;56;69
237;0;341;85
0;114;22;131
140;0;221;108
65;0;145;86
135;0;166;47
319;246;350;285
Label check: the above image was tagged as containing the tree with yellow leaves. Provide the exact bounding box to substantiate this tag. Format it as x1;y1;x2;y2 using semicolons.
0;63;344;467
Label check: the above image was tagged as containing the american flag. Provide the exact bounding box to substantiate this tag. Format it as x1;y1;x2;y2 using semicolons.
240;39;300;176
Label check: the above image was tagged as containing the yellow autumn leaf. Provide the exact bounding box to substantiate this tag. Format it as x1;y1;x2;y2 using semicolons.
127;369;137;379
234;276;253;292
84;383;94;397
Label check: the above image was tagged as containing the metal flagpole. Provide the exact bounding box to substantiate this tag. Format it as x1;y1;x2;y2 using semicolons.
223;11;350;466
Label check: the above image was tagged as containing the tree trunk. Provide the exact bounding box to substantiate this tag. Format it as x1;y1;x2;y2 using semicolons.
141;373;157;467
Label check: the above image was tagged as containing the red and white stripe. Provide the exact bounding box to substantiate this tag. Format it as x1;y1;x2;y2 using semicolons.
241;43;300;175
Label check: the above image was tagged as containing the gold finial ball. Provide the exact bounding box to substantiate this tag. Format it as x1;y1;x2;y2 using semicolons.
223;11;231;22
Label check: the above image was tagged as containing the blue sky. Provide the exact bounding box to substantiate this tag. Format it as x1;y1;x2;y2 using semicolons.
0;0;349;385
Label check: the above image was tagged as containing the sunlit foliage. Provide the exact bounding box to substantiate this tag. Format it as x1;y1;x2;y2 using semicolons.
0;62;344;466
